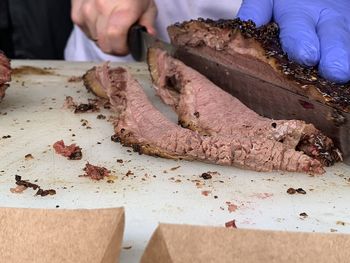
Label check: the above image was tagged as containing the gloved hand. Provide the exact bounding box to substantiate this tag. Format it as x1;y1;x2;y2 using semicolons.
237;0;350;83
71;0;157;55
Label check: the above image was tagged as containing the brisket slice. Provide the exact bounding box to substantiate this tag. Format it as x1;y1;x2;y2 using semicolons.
167;19;350;112
83;64;325;174
0;51;11;102
148;48;342;167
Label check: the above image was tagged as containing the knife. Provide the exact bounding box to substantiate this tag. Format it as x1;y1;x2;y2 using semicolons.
128;24;176;61
128;24;350;165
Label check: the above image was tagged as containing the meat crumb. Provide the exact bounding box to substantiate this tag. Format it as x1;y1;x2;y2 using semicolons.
80;119;91;129
200;172;212;180
36;189;56;196
10;185;27;193
336;221;346;226
64;96;100;113
202;171;220;179
13;175;56;197
125;170;134;177
81;163;111;180
225;220;237;228
68;75;83;82
53;140;82;160
74;102;99;113
170;165;181;171
63;96;76;109
201;190;211;196
15;175;39;190
287;188;307;195
123;246;132;250
97;114;106;120
287;188;297;194
24;154;34;160
296;188;307;194
299;212;308;218
111;134;120;143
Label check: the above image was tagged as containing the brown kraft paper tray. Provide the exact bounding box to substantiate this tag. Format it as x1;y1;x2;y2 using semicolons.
141;223;350;263
0;207;125;263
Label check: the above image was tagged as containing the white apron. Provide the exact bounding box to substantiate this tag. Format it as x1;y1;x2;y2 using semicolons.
64;0;242;61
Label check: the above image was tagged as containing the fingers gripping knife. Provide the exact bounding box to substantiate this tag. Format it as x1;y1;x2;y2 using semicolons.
128;24;350;165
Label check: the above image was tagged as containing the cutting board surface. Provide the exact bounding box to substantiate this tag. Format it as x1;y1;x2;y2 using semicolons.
1;60;350;262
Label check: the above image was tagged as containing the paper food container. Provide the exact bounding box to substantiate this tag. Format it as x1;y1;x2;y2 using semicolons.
0;207;125;263
141;223;350;263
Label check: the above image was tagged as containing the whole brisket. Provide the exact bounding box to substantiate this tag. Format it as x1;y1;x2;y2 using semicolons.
148;48;341;167
0;51;11;102
84;64;326;174
167;19;350;112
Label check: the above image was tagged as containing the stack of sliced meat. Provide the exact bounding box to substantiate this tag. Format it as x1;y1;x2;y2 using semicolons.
148;48;342;168
0;51;11;102
83;50;341;175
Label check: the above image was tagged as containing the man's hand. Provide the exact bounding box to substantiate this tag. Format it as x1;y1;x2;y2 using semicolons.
71;0;157;55
238;0;350;83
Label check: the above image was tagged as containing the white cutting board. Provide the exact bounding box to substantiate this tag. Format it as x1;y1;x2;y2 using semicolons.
1;60;350;262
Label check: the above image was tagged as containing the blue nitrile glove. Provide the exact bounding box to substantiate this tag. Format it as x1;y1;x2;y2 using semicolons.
237;0;350;83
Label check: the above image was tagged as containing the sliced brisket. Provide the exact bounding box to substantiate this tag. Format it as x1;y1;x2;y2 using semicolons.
84;64;325;174
0;50;11;102
167;19;350;112
148;48;341;167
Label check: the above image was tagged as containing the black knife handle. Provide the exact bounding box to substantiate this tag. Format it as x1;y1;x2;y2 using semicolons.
128;24;147;61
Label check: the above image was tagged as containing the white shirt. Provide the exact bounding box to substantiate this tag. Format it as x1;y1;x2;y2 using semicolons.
64;0;242;61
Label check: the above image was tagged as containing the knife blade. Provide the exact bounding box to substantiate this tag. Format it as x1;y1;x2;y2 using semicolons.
128;24;176;61
128;25;350;165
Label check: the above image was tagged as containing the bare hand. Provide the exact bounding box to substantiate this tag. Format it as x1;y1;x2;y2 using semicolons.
71;0;157;55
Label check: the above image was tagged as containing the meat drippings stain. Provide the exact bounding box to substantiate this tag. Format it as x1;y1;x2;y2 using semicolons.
12;66;54;76
226;202;238;213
